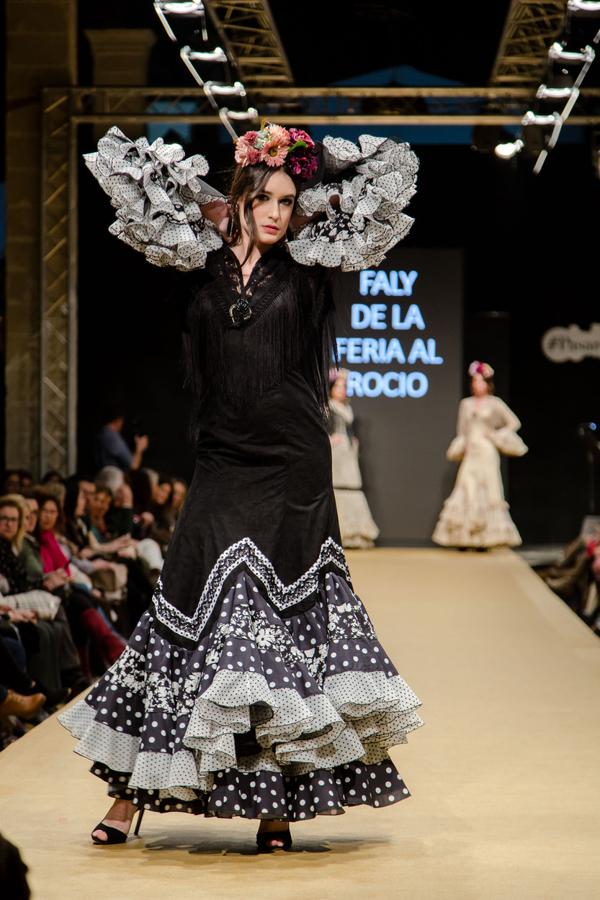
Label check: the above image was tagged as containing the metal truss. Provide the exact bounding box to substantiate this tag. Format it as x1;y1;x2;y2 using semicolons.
490;0;568;85
69;84;600;125
203;0;293;86
40;88;77;476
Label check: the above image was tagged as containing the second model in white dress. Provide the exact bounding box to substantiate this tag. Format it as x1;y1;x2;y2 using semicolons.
433;384;527;548
328;390;380;549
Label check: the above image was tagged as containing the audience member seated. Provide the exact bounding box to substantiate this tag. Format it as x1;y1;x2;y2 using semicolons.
32;490;125;679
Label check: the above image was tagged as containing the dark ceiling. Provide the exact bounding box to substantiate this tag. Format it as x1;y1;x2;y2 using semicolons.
79;0;511;87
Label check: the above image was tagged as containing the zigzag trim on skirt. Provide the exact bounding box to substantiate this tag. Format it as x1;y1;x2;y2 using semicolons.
153;536;350;643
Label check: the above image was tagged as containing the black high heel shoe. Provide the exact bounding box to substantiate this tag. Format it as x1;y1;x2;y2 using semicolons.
91;808;145;845
256;827;292;853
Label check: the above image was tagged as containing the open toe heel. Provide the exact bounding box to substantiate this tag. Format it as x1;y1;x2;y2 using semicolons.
91;808;144;845
256;829;292;853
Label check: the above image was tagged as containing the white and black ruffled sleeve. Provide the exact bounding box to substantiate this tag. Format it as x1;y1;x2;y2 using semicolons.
288;135;418;272
84;127;225;271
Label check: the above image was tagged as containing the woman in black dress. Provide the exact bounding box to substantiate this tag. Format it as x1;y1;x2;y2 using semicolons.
60;123;423;851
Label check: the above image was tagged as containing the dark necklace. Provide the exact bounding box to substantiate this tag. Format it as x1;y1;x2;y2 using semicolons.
229;296;252;326
228;250;259;326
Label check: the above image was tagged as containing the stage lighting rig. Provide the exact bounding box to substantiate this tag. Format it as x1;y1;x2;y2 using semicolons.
154;1;258;140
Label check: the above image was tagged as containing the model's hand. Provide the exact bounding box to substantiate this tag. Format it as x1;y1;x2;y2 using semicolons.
203;199;231;240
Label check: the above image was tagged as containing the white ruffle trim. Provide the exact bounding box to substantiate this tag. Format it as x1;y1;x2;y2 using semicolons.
59;666;422;787
433;495;522;548
85;126;224;271
289;135;418;272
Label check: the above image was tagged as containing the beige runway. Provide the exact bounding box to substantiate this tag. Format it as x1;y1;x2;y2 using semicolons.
1;549;599;900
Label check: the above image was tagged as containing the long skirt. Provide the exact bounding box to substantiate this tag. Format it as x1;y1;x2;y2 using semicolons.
60;375;423;820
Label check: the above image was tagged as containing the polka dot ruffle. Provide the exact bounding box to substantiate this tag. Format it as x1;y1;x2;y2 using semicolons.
59;566;423;820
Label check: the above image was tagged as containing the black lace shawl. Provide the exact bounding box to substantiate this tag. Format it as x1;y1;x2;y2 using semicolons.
182;244;336;415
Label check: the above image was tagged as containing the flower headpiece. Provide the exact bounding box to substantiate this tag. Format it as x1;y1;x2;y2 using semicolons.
468;360;495;379
234;122;319;181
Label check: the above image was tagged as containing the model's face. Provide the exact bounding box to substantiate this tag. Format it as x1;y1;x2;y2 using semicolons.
471;374;489;397
0;505;20;542
25;499;39;534
331;377;347;402
39;500;59;532
240;169;296;248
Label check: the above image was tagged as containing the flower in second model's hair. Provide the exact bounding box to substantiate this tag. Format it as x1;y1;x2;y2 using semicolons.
468;360;495;379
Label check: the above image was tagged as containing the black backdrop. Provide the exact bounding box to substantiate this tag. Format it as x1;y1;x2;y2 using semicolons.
77;129;600;545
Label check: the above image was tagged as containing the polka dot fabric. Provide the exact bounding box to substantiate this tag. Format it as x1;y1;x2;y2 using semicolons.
289;135;419;272
59;566;423;821
84;127;224;271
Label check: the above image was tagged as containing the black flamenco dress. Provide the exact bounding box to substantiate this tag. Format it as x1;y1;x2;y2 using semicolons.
60;127;424;820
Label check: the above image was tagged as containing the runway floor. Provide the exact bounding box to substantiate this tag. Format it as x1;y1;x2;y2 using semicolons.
1;549;599;899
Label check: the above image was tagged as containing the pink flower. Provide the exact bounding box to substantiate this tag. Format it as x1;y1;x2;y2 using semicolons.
264;124;290;147
261;142;288;167
234;139;260;166
288;152;318;179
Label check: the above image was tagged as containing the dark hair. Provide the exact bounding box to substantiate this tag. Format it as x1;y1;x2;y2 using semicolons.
34;489;64;536
63;475;82;523
129;468;153;512
100;405;126;425
228;162;300;266
41;469;64;485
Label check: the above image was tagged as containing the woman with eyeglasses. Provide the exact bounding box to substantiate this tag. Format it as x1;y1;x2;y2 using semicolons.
0;495;70;711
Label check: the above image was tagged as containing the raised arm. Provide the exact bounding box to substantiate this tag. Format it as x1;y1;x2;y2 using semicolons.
84;127;226;270
494;397;521;431
288;135;418;271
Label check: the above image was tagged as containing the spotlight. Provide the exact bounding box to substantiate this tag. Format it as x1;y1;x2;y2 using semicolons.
180;45;228;93
154;1;208;43
203;81;247;98
494;139;524;160
568;0;600;16
536;84;580;118
521;110;563;149
548;41;595;64
180;45;227;65
218;107;259;141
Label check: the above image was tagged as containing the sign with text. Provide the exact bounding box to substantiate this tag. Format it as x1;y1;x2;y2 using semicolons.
333;248;463;544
